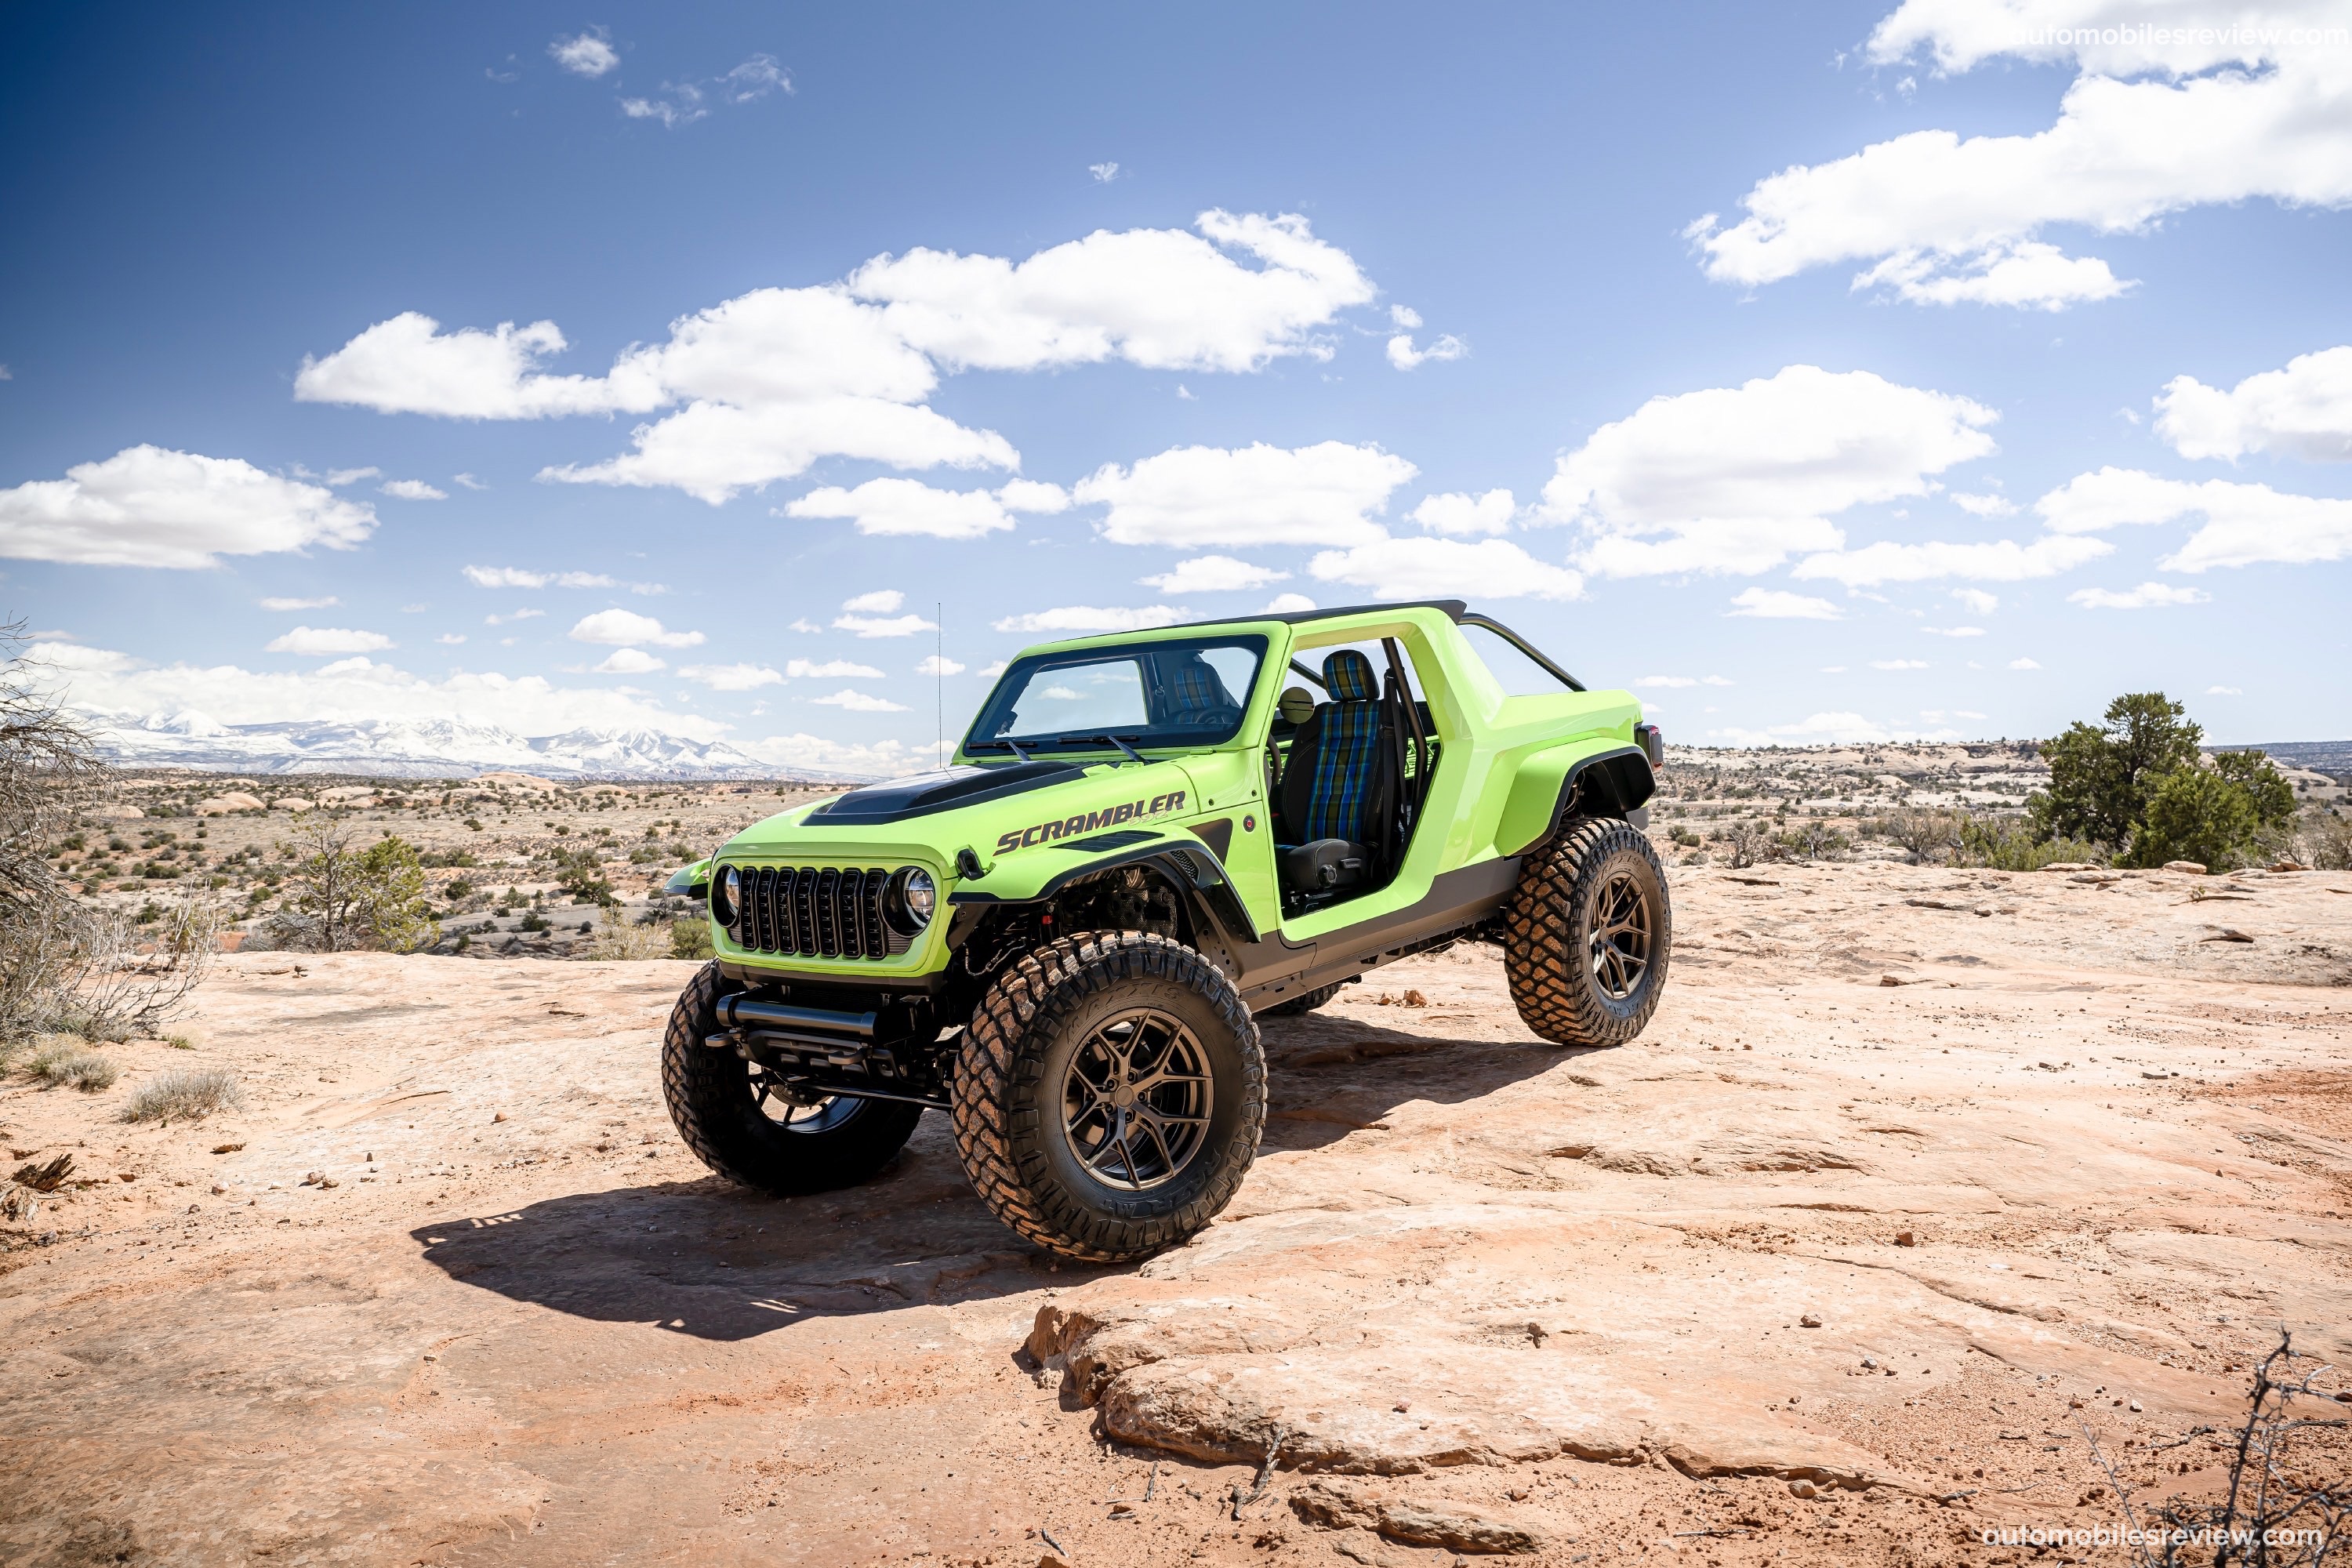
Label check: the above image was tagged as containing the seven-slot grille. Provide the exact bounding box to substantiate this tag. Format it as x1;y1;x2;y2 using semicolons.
727;866;913;960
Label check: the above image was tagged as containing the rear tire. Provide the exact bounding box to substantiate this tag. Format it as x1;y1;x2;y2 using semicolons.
1504;817;1671;1046
953;931;1264;1264
1258;981;1344;1018
662;961;924;1195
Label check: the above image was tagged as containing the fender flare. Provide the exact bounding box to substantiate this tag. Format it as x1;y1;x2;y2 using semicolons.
947;835;1261;946
1497;744;1656;856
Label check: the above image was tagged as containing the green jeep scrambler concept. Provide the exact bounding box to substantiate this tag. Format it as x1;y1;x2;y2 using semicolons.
662;600;1668;1261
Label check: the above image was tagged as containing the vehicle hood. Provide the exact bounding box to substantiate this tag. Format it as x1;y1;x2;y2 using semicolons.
802;759;1086;826
728;757;1203;858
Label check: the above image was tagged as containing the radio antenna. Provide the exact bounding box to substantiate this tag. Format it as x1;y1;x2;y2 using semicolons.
935;601;944;763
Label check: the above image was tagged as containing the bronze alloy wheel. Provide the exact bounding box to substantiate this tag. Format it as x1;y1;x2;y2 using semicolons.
1058;1006;1213;1191
1503;817;1673;1047
954;931;1265;1264
1585;869;1654;1001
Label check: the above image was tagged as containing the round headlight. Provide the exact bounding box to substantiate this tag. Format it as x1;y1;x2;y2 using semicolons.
712;864;741;926
887;866;936;935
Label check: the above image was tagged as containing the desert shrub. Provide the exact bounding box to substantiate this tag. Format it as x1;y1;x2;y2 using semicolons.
2030;693;2296;870
1764;822;1852;862
121;1067;241;1122
2128;764;2263;870
586;912;671;960
27;1038;118;1091
1955;815;2103;871
670;918;713;960
2299;810;2352;871
1715;821;1764;869
1;624;106;1042
552;848;617;908
268;818;437;952
1874;807;1966;866
2031;692;2205;849
518;909;550;933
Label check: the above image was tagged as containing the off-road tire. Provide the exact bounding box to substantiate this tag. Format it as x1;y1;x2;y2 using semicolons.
662;961;924;1195
1504;816;1671;1047
1258;981;1344;1018
953;931;1265;1264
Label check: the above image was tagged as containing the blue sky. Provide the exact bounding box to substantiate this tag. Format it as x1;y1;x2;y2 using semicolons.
4;0;2348;769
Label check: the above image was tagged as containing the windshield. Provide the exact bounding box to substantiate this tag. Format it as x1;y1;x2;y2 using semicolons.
965;635;1267;753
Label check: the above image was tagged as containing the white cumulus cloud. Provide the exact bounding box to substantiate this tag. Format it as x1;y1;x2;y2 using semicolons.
915;655;966;676
2069;581;2211;609
2034;466;2352;570
1138;555;1289;593
300;212;1379;506
848;209;1373;374
782;477;1062;539
1791;532;2110;585
593;648;665;674
1387;332;1468;370
991;605;1188;634
295;314;652;419
267;626;394;655
380;478;447;501
1951;587;2000;614
1951;491;2017;517
1544;366;1998;576
2154;345;2352;462
1410;489;1515;536
833;613;937;638
1871;659;1930;670
1308;537;1584;601
787;658;884;678
549;28;619;78
462;565;620;590
1727;587;1842;619
1262;593;1316;613
2009;656;2041;670
568;608;705;648
678;662;783;690
1691;0;2352;310
259;595;338;611
810;688;909;712
0;445;377;569
1077;441;1416;548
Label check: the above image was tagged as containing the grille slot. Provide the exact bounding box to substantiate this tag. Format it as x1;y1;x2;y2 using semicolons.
727;865;915;961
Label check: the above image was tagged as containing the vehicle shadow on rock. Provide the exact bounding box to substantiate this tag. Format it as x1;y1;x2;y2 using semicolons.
408;1120;1069;1342
1255;1007;1609;1153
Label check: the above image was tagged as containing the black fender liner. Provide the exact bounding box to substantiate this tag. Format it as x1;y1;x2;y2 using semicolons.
1512;745;1657;855
949;837;1262;948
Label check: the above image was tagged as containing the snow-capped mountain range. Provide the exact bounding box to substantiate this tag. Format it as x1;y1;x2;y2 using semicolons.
81;710;862;781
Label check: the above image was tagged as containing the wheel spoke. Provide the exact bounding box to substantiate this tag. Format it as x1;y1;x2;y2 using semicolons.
1060;1007;1214;1192
1138;1115;1178;1179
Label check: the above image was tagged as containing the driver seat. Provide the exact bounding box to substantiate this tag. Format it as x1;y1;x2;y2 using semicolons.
1276;649;1390;898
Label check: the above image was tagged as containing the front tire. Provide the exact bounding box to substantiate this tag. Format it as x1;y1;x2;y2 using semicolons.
1504;817;1671;1046
953;931;1265;1264
662;961;924;1196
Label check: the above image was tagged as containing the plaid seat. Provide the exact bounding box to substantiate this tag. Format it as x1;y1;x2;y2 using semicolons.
1301;650;1381;843
1163;655;1234;719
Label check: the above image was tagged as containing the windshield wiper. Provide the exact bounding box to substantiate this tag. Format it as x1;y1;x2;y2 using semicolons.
967;737;1033;761
1051;731;1147;765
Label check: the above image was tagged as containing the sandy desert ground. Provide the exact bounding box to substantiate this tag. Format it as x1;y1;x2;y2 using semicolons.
4;860;2350;1567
